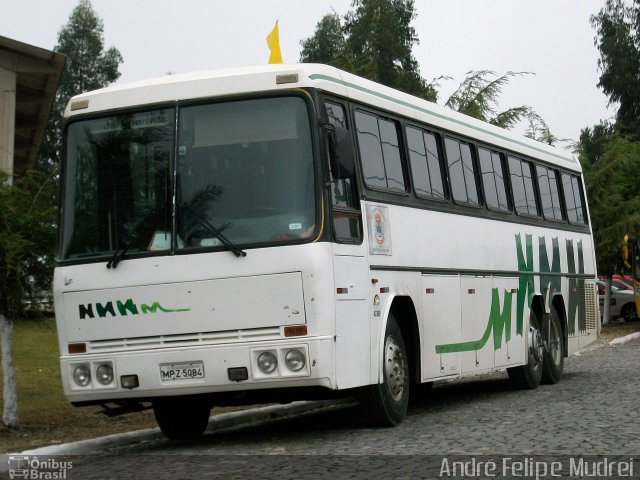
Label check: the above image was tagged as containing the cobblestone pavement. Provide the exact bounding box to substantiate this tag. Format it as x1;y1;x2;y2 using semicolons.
9;338;639;479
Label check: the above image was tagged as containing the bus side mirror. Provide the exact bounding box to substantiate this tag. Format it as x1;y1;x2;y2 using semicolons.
322;123;340;181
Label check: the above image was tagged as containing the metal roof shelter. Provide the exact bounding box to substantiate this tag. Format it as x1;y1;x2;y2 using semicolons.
0;35;65;183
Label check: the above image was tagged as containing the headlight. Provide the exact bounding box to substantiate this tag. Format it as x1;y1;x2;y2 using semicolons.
72;365;91;387
96;363;114;385
284;349;306;371
257;351;278;374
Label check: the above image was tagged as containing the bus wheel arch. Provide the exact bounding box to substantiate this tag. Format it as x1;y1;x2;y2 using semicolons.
358;295;418;426
389;296;421;386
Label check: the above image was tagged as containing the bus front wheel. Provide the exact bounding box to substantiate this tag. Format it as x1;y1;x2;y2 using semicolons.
153;397;211;440
358;314;409;426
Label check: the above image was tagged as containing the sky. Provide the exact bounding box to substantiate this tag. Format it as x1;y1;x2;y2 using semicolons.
2;0;615;147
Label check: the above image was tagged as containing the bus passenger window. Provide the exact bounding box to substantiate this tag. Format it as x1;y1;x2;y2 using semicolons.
561;172;587;224
444;137;479;206
355;110;406;193
478;147;509;212
537;165;564;221
406;126;446;200
509;156;538;216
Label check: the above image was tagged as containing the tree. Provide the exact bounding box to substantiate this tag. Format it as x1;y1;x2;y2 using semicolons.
1;0;122;430
39;0;123;170
299;12;351;71
579;133;640;275
300;0;437;101
0;171;57;429
581;0;640;274
444;70;535;130
591;0;640;135
300;3;550;134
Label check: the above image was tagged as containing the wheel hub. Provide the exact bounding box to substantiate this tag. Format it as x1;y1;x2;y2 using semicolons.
529;327;544;363
385;336;407;401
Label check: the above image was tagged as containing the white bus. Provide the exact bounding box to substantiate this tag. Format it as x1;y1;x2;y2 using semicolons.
54;64;599;439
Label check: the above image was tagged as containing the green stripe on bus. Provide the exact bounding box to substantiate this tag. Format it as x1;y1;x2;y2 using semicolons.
308;73;576;164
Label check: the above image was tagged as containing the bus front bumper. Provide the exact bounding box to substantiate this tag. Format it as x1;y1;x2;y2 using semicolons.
60;336;336;404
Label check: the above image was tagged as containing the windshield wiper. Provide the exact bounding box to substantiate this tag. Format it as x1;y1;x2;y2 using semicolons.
106;216;150;269
106;244;130;269
197;218;247;257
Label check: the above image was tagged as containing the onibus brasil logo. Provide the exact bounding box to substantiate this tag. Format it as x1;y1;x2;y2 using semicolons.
8;456;72;479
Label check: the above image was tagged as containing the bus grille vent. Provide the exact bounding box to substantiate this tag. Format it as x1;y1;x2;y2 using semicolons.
582;281;597;331
86;326;282;353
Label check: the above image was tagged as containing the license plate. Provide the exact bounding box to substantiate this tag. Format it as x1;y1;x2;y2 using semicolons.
160;361;205;381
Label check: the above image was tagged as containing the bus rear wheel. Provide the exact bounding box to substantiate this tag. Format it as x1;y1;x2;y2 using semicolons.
358;314;409;426
153;397;211;440
508;311;543;389
541;307;564;384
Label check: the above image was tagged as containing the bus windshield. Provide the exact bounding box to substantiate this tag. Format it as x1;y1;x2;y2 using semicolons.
60;96;316;261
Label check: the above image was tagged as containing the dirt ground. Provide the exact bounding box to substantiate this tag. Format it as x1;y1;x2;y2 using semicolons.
1;321;638;454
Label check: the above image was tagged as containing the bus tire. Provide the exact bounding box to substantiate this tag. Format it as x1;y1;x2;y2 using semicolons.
358;314;409;426
153;397;211;440
507;311;543;390
541;307;564;384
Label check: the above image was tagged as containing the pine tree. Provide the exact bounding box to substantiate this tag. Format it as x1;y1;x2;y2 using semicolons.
39;0;122;170
300;0;437;101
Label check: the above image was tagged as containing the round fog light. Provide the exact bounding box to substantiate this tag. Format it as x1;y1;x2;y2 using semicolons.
257;351;278;374
285;349;306;372
73;365;91;387
96;363;114;385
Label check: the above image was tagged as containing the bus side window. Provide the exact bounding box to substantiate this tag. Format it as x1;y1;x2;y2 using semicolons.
508;155;539;217
561;172;587;224
324;101;362;242
354;110;407;193
536;165;564;221
444;137;480;206
478;146;509;212
406;126;447;201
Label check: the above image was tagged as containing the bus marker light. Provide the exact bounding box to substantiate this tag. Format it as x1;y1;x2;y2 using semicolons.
276;74;298;85
68;343;87;354
380;287;389;294
228;367;249;382
336;288;348;294
120;375;139;389
70;99;89;111
284;325;307;337
425;288;435;294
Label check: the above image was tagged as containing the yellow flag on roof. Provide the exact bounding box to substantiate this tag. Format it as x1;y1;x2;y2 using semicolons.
266;20;283;64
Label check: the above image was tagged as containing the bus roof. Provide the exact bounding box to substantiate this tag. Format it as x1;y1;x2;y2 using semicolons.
65;63;579;171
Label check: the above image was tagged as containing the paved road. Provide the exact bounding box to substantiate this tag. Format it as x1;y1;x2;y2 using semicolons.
6;337;640;479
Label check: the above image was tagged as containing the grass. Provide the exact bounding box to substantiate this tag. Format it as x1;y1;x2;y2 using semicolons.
0;317;155;453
